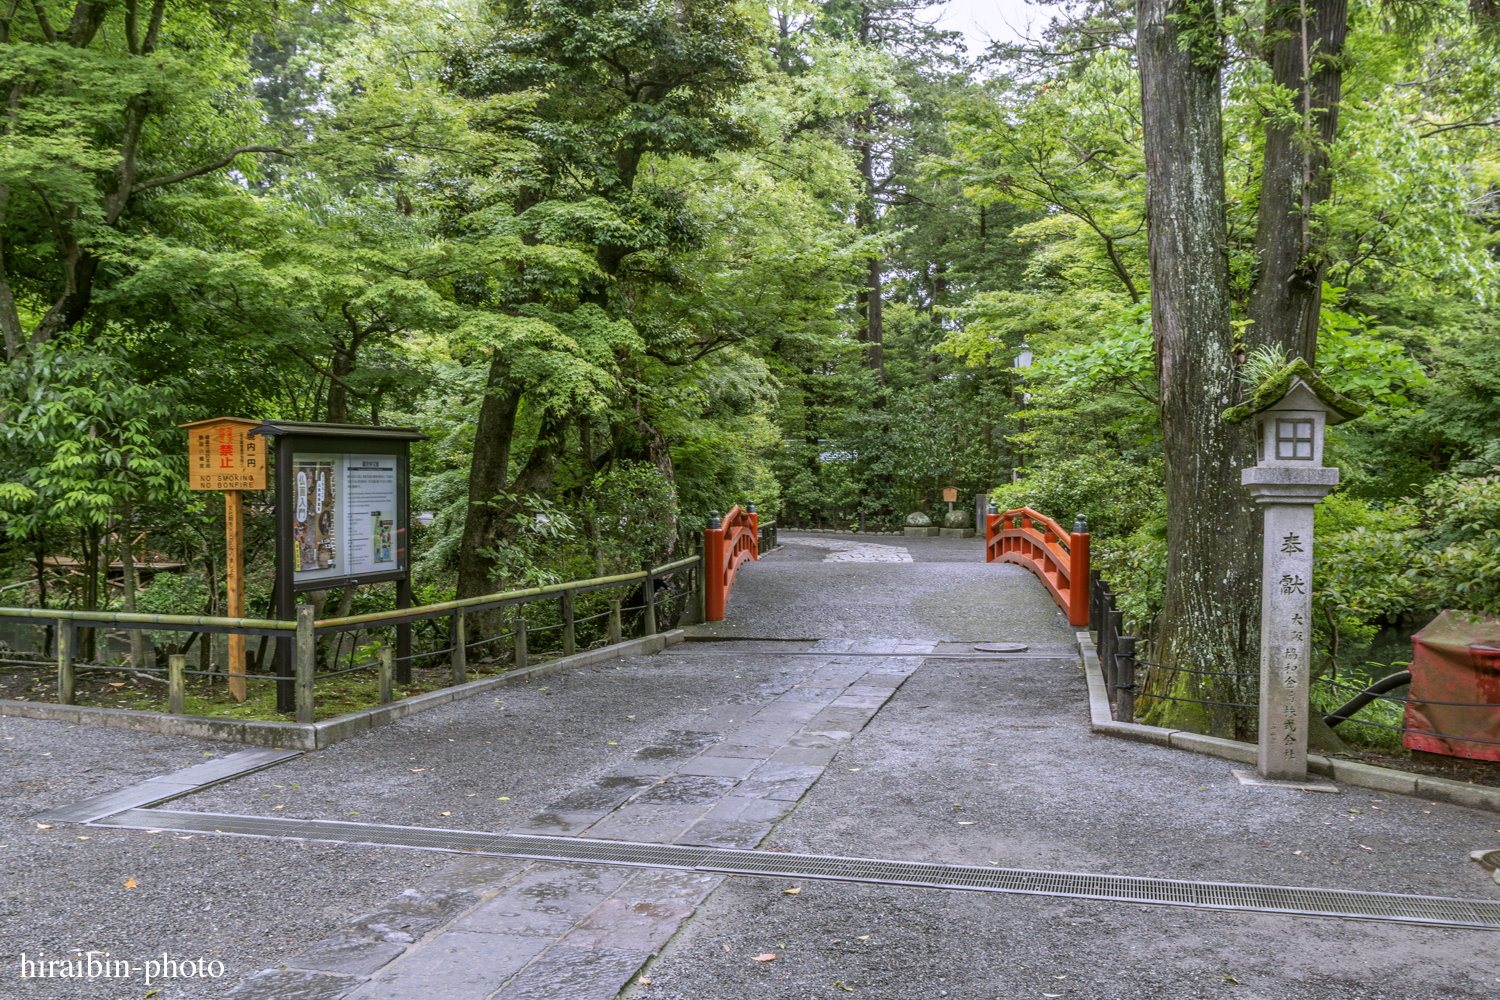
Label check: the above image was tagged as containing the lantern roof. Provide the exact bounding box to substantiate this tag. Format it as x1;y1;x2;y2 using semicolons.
1222;358;1366;426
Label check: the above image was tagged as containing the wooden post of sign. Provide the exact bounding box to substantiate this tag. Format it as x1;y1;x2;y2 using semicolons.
226;490;246;701
180;417;265;703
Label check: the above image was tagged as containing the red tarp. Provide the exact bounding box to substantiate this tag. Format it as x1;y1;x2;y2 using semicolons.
1404;610;1500;761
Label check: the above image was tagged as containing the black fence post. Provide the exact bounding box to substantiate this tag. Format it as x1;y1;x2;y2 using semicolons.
1089;570;1102;633
1116;634;1136;723
1107;606;1124;709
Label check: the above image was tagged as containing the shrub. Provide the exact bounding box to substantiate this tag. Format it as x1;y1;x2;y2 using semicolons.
987;455;1164;539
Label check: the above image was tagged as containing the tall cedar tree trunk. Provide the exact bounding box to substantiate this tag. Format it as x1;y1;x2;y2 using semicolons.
852;3;884;383
1137;0;1260;738
1247;0;1348;361
456;363;521;600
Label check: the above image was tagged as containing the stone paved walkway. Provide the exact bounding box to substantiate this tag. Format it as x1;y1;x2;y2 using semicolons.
6;532;1500;999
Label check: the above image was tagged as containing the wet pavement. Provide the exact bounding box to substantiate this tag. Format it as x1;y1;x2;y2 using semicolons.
5;532;1500;999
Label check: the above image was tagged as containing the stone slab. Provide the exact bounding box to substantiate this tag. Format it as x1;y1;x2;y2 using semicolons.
347;930;546;999
555;896;695;951
354;888;484;943
1416;775;1500;812
1328;757;1419;795
584;805;716;844
451;866;632;937
292;939;408;977
517;810;612;835
696;742;779;759
1092;721;1177;748
493;945;652;1000
674;755;761;779
1231;769;1340;793
226;968;362;1000
1168;730;1258;765
675;818;774;847
768;745;841;767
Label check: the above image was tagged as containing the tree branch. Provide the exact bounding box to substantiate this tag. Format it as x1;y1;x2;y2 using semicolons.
29;1;55;42
130;146;291;193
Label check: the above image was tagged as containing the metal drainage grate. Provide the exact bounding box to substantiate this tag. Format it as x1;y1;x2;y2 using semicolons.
93;809;1500;930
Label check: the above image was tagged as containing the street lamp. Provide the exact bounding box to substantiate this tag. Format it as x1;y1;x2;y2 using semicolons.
1012;342;1032;482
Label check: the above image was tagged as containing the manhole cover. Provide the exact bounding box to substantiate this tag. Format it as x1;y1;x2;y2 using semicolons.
973;643;1028;653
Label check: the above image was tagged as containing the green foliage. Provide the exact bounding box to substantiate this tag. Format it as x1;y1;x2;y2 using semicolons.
0;342;192;534
1092;525;1169;635
478;491;581;589
987;456;1165;540
584;462;681;572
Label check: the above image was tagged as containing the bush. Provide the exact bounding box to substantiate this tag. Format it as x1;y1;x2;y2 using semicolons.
987;455;1164;539
1092;521;1167;634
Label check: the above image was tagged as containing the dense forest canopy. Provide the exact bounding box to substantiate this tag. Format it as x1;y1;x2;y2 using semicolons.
0;0;1496;732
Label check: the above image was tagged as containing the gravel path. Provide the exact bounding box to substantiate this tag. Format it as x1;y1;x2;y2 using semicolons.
627;652;1500;1000
5;539;1500;999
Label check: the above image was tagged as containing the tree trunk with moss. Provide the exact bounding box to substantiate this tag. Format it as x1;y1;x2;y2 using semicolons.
1137;0;1260;738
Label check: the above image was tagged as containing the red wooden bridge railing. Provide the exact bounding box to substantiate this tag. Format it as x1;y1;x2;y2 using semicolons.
986;507;1090;627
704;505;758;621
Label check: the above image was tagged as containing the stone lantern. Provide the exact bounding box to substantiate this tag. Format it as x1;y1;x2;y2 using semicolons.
1224;359;1365;782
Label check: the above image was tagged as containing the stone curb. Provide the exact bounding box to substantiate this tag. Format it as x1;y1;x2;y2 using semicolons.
0;630;685;750
1075;632;1500;814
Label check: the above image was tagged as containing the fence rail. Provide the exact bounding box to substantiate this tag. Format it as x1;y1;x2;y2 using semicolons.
986;506;1090;627
0;551;709;724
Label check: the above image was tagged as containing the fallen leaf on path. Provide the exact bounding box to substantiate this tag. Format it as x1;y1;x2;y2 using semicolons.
1224;975;1242;984
856;935;870;941
638;978;650;985
1360;845;1373;851
272;805;284;810
957;821;976;826
724;945;732;952
1055;975;1067;980
783;887;801;895
176;836;194;840
752;953;777;962
497;797;510;801
34;824;51;830
410;768;426;772
439;811;451;817
847;768;861;772
835;981;854;992
1292;851;1302;856
123;878;136;888
1329;860;1341;865
76;836;90;840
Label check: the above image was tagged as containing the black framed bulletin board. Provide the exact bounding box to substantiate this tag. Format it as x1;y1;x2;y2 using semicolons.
249;421;428;712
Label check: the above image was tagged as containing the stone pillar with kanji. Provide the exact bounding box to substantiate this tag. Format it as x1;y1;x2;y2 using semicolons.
1224;360;1365;781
